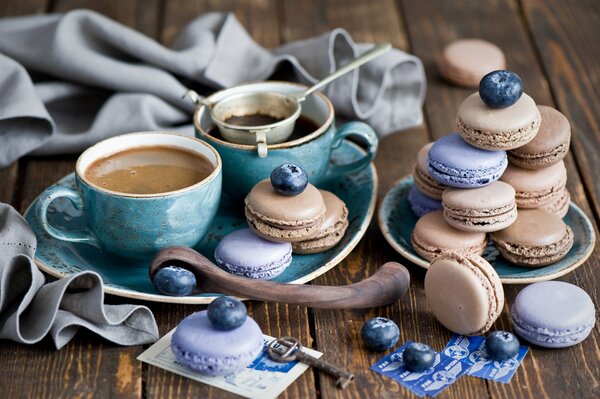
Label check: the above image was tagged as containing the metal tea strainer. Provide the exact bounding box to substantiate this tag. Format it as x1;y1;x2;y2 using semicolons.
184;42;391;157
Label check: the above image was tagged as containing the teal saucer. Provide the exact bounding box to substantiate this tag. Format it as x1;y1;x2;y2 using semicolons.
378;175;596;284
25;141;377;304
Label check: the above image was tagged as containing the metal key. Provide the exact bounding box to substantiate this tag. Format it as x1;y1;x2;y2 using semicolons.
267;336;355;389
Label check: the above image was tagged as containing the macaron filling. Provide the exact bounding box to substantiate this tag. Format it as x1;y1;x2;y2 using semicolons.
508;142;569;166
411;231;487;261
171;340;263;375
443;204;516;229
457;116;540;149
514;185;566;208
511;313;594;347
217;251;292;279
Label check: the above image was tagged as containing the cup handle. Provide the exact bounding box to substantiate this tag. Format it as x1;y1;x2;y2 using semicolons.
322;121;378;182
36;185;99;245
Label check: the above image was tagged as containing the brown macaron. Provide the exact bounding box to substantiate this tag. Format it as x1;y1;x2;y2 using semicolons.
508;105;571;170
245;179;325;243
292;190;349;254
500;161;567;208
425;253;504;335
411;210;488;262
491;209;574;267
413;142;447;200
437;39;506;88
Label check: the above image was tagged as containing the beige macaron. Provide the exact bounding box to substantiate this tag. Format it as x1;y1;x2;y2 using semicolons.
245;179;325;243
457;92;541;150
425;253;504;335
500;161;567;208
411;210;488;262
292;190;349;254
437;39;506;88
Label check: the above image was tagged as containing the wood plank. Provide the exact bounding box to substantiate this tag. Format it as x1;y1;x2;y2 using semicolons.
520;0;600;222
144;2;317;398
279;1;489;398
402;1;600;398
0;2;161;399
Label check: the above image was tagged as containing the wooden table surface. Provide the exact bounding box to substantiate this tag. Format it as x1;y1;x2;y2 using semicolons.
1;0;599;398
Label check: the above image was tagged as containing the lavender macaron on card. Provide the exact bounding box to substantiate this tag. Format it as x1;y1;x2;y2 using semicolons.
215;228;292;279
428;133;507;188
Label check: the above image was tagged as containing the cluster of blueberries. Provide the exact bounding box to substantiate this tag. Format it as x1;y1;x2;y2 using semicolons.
361;317;520;372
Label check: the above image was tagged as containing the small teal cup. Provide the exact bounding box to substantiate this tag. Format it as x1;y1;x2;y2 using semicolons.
36;132;222;259
194;81;378;200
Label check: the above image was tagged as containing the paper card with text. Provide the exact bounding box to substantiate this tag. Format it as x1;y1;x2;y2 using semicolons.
138;330;322;399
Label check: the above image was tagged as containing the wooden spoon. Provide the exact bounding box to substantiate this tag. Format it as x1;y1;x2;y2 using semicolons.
149;246;410;309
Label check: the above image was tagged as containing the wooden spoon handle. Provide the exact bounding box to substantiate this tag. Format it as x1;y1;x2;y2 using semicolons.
150;247;410;309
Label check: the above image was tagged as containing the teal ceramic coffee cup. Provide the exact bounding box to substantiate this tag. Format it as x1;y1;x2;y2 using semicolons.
36;132;222;259
194;81;378;200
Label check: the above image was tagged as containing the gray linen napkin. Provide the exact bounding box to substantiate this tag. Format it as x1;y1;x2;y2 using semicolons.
0;10;425;167
0;203;159;349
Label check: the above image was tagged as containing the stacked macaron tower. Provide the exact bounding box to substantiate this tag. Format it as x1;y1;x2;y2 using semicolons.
410;70;574;269
214;163;349;280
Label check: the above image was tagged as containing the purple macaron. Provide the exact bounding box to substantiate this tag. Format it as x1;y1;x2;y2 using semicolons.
171;310;264;376
408;185;443;217
215;228;292;279
511;281;596;348
428;133;507;188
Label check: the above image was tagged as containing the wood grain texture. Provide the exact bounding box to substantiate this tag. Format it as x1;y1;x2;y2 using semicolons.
520;0;600;222
402;1;600;398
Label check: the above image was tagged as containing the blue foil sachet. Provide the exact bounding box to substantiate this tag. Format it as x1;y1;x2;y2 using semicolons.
443;334;529;383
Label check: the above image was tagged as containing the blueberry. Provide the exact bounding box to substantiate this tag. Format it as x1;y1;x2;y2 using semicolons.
207;296;247;330
486;330;520;361
270;163;308;196
361;317;400;351
153;266;196;296
479;70;523;108
402;342;436;372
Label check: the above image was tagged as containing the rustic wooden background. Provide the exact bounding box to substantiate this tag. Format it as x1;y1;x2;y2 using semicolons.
1;0;598;398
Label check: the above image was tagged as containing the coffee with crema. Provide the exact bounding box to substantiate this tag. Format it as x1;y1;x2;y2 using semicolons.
85;146;213;194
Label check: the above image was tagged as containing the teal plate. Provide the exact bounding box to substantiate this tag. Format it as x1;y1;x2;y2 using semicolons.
378;175;596;284
25;141;377;304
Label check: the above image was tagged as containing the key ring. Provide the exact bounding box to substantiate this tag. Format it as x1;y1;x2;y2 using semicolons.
267;336;302;362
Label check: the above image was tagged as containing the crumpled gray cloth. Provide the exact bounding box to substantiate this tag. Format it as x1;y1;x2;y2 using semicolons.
0;203;159;349
0;9;425;167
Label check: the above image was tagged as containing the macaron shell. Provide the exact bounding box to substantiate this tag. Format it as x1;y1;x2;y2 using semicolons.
409;185;443;217
246;207;323;243
171;311;264;376
411;210;487;261
425;254;502;335
245;180;325;225
491;209;574;266
457;93;541;150
428;133;508;188
500;161;567;208
414;142;446;199
292;190;349;254
437;39;506;87
511;281;596;348
541;187;570;218
215;228;292;279
508;105;571;169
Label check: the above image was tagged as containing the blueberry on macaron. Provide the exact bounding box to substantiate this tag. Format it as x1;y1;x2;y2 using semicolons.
486;330;520;360
207;296;247;331
270;163;308;196
361;317;400;351
153;265;196;296
402;342;436;372
479;70;523;108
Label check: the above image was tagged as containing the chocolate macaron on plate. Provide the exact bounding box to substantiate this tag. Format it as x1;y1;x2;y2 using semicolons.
24;141;377;304
378;175;595;284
